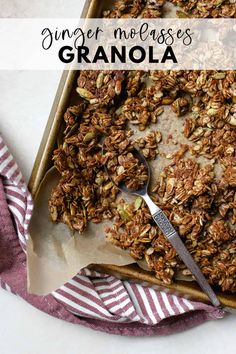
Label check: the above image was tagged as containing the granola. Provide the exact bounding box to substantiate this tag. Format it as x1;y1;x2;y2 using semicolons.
102;130;149;190
49;0;236;293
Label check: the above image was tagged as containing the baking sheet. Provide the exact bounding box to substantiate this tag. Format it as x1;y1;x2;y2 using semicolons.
27;0;236;308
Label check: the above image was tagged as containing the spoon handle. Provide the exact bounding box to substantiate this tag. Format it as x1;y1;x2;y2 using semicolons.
142;194;221;308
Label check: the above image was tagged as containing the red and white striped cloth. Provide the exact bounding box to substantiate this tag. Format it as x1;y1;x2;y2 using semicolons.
0;134;225;331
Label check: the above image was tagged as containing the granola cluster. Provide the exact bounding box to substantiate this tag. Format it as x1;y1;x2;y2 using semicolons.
103;0;236;18
102;130;149;190
170;0;236;18
49;0;236;293
103;0;166;18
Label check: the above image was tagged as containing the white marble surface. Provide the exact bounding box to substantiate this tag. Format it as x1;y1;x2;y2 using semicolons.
0;1;236;353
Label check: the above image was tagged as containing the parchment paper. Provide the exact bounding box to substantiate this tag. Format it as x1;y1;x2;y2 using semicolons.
27;167;138;295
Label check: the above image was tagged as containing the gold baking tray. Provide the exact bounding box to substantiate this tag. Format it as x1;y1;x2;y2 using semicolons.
28;0;236;311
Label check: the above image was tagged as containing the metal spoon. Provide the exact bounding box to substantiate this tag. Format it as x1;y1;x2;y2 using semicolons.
103;146;221;308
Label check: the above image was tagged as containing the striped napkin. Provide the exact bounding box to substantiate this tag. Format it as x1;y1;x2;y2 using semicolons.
0;134;225;336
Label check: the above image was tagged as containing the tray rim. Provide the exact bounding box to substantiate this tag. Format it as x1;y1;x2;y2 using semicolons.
28;0;236;310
